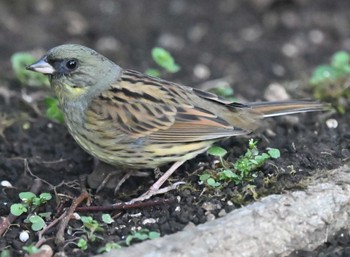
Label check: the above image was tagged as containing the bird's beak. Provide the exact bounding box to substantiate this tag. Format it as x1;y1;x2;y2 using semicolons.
26;57;55;74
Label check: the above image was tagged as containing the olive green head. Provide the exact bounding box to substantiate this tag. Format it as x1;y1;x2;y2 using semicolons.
27;44;121;101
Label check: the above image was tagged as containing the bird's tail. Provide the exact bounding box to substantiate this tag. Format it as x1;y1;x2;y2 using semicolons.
246;100;329;118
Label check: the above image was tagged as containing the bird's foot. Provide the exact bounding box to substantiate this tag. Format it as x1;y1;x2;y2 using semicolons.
127;181;185;203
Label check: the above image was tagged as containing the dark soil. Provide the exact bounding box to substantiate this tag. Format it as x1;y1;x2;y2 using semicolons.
0;1;349;256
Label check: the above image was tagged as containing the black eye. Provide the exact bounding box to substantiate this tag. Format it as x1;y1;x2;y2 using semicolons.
66;59;78;70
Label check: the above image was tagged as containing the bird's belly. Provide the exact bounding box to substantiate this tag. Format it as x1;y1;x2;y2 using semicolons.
69;128;212;169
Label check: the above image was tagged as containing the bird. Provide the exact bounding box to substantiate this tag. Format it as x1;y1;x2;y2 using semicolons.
26;44;327;202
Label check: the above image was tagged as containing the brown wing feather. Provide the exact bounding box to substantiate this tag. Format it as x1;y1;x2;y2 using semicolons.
85;69;251;144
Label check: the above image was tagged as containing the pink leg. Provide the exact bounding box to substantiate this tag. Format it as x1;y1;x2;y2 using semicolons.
128;160;186;203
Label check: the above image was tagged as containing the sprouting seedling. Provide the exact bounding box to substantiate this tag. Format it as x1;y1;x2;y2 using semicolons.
146;47;180;77
28;215;46;231
233;139;280;179
310;51;350;86
77;238;88;251
10;192;52;231
309;51;350;113
97;242;122;253
10;192;52;217
22;244;40;255
125;229;160;246
80;216;104;242
101;213;114;224
207;146;228;166
201;140;280;188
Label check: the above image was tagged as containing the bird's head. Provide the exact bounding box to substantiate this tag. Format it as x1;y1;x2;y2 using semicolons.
27;44;121;102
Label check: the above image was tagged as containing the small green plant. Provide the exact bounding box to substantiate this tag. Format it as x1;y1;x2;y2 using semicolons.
77;238;88;251
44;97;64;123
11;52;50;87
28;215;46;231
125;229;160;246
22;244;40;255
233;140;280;181
10;192;52;231
80;216;104;242
207;146;228;165
146;47;180;77
309;51;350;112
96;229;158;253
201;140;280;188
310;51;350;86
10;192;52;216
101;213;114;224
97;242;122;253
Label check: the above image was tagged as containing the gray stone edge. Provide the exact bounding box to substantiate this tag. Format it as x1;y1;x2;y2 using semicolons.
97;164;350;257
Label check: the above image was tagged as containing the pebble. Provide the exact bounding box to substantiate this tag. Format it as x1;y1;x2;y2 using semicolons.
218;209;227;217
142;218;157;225
202;202;221;211
19;230;29;242
193;64;210;80
326;119;338;129
206;213;216;222
264;83;291;101
282;43;298;57
0;180;12;188
309;29;325;44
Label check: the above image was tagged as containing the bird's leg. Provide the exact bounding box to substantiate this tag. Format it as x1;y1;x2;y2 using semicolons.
129;160;186;203
113;170;150;195
88;160;150;193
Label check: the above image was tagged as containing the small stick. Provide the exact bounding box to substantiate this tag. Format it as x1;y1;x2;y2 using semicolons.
55;190;89;247
75;198;177;212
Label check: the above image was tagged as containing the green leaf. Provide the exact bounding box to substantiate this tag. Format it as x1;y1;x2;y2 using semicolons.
22;244;40;254
125;235;133;246
206;178;221;187
10;203;27;216
268;148;281;159
331;51;350;71
11;52;50;87
39;193;52;201
38;212;52;218
19;192;36;203
101;214;114;224
29;215;46;231
32;197;42;206
80;216;93;224
148;231;161;239
97;242;122;253
309;65;343;86
199;173;211;182
133;233;148;241
207;146;227;157
221;169;236;179
151;47;180;73
77;238;88;250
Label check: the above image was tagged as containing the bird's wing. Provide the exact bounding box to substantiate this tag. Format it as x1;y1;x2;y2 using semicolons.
84;70;251;143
